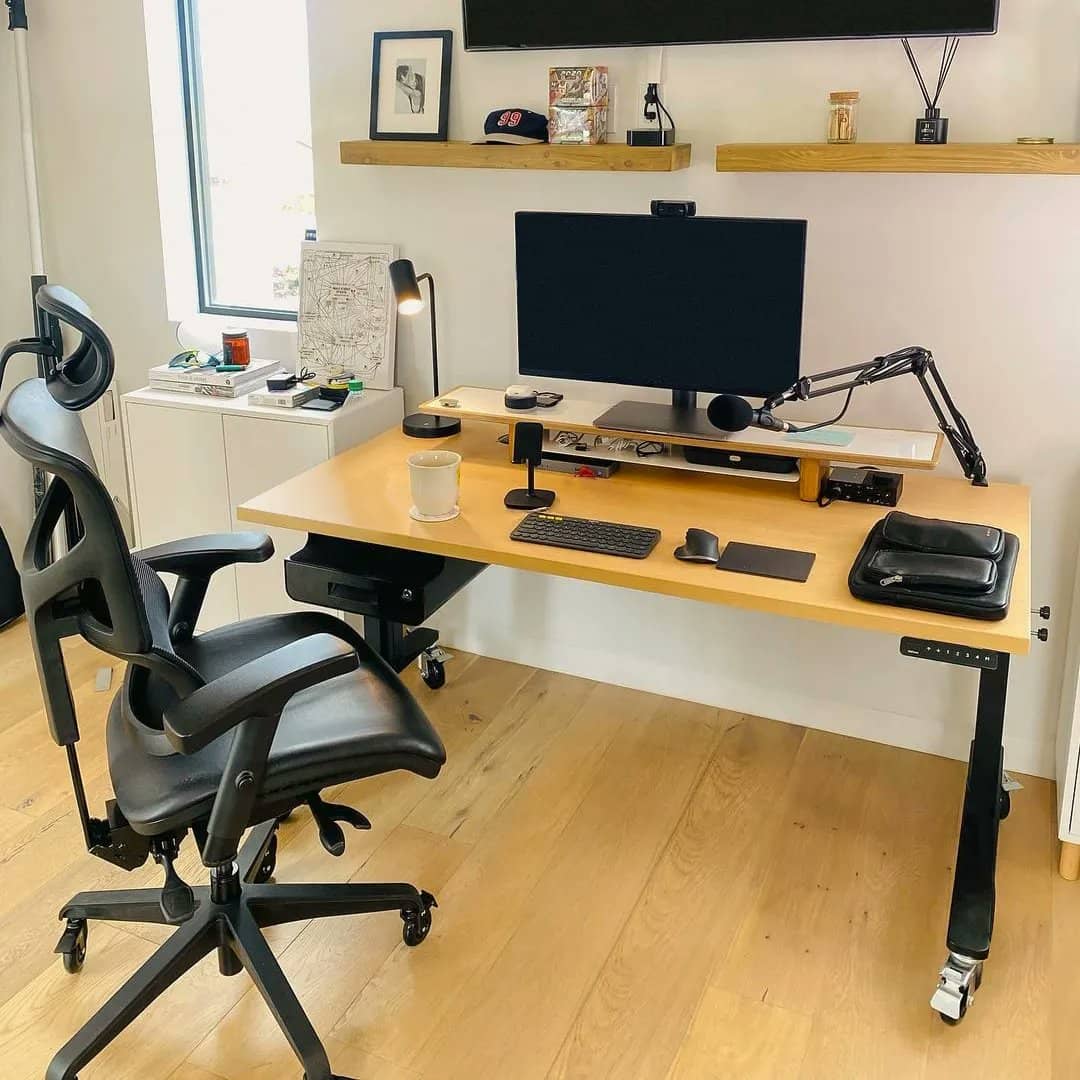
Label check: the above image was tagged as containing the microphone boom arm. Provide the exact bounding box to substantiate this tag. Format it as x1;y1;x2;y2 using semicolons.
763;347;988;486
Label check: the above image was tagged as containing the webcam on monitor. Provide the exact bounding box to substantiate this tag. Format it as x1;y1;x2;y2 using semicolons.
650;200;696;219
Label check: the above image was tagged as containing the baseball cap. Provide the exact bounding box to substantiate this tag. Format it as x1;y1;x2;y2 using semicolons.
473;109;549;145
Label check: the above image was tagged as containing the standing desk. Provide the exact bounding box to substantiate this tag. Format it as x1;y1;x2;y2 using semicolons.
238;423;1032;1024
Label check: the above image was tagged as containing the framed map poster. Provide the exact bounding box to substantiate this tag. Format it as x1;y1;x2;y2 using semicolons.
297;241;399;389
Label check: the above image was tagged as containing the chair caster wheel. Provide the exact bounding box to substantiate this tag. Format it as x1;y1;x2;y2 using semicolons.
420;657;445;690
931;952;981;1026
419;647;450;690
999;788;1011;821
401;890;437;946
56;918;88;974
253;833;278;884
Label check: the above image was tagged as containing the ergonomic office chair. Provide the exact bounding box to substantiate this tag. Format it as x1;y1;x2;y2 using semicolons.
0;286;446;1080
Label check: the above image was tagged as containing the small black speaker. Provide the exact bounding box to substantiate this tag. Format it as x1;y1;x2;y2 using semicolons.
511;422;544;466
0;528;24;630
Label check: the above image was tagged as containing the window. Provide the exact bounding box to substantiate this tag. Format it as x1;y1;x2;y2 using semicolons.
177;0;315;320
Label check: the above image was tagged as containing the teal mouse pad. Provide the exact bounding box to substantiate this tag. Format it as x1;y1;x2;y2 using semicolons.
784;428;856;447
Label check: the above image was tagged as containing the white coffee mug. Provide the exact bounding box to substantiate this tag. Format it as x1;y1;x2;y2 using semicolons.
408;450;461;522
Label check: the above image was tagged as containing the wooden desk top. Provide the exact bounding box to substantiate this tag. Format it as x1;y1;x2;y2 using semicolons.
238;425;1031;655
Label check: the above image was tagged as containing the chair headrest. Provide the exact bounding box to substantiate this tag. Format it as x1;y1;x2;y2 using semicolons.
0;285;114;413
36;285;115;411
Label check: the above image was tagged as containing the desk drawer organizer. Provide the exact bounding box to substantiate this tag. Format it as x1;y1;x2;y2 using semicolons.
286;536;486;625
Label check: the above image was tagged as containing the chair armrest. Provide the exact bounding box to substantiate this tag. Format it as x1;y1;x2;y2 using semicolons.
135;532;274;644
163;633;358;755
136;532;274;578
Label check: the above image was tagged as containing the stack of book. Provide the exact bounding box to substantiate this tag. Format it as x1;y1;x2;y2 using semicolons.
148;358;282;399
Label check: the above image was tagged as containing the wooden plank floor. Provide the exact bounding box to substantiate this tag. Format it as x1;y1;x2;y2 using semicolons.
0;619;1075;1079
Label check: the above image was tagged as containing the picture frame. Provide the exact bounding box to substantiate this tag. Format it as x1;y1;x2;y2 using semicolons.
370;30;453;142
297;240;399;391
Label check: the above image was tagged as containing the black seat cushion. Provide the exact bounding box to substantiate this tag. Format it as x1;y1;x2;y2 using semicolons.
107;612;445;835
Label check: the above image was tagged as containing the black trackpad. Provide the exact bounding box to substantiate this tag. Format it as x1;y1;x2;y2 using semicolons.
717;542;816;583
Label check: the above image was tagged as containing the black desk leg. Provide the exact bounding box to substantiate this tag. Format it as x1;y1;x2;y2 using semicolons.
931;652;1010;1025
361;616;445;687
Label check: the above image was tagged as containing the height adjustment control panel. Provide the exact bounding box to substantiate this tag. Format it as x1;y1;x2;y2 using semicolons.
900;637;1000;671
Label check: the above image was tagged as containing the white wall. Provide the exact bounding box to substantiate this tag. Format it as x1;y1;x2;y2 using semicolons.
23;1;177;391
9;1;1078;779
0;33;34;550
308;0;1080;778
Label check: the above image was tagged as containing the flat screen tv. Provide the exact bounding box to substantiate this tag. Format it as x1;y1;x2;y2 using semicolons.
463;1;999;51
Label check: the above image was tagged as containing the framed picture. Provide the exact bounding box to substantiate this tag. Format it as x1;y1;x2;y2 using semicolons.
370;30;453;142
297;241;399;391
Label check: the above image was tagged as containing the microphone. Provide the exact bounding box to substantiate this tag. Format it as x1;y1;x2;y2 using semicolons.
706;394;799;434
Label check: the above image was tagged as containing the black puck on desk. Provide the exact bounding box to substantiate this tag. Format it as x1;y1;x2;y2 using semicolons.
403;412;462;439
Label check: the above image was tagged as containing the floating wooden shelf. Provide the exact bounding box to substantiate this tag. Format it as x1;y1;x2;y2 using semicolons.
715;142;1080;175
340;139;692;172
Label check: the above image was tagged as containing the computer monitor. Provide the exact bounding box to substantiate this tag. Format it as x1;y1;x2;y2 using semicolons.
515;210;807;439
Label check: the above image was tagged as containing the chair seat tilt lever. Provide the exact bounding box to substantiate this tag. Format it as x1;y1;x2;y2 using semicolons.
152;836;196;924
307;793;372;856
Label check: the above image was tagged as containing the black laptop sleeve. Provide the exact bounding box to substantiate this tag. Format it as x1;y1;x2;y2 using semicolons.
849;511;1019;621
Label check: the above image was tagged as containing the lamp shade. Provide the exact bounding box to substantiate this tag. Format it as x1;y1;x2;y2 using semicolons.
389;259;424;315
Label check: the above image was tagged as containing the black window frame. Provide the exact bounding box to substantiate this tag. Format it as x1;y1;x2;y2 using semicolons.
176;0;300;322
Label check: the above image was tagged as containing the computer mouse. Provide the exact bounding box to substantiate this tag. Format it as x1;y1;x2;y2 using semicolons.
675;528;721;564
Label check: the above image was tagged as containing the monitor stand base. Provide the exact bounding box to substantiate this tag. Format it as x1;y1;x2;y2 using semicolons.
594;400;731;443
504;488;556;511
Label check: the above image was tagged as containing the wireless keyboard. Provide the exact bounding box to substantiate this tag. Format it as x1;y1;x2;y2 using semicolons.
510;512;661;560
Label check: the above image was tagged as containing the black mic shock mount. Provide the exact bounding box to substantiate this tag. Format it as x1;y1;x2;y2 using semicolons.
720;347;988;487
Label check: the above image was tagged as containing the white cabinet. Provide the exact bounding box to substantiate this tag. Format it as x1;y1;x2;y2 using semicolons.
1059;556;1080;861
223;415;329;620
122;386;404;629
123;399;237;628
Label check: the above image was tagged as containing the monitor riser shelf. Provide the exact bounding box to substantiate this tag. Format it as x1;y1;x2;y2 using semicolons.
542;432;801;485
420;387;943;502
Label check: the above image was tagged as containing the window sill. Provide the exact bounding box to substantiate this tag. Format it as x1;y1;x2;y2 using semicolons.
171;312;299;369
174;312;297;336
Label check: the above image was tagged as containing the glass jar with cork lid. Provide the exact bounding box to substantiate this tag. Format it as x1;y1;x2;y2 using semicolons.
827;91;860;144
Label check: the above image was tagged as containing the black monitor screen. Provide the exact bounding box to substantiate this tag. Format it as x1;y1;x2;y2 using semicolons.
464;1;998;50
515;212;807;399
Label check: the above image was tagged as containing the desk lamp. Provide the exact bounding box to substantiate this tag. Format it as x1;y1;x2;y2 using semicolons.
390;259;461;439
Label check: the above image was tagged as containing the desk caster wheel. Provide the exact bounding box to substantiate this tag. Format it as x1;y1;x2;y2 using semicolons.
401;890;437;946
931;952;982;1026
419;648;448;690
57;918;88;974
254;833;278;884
